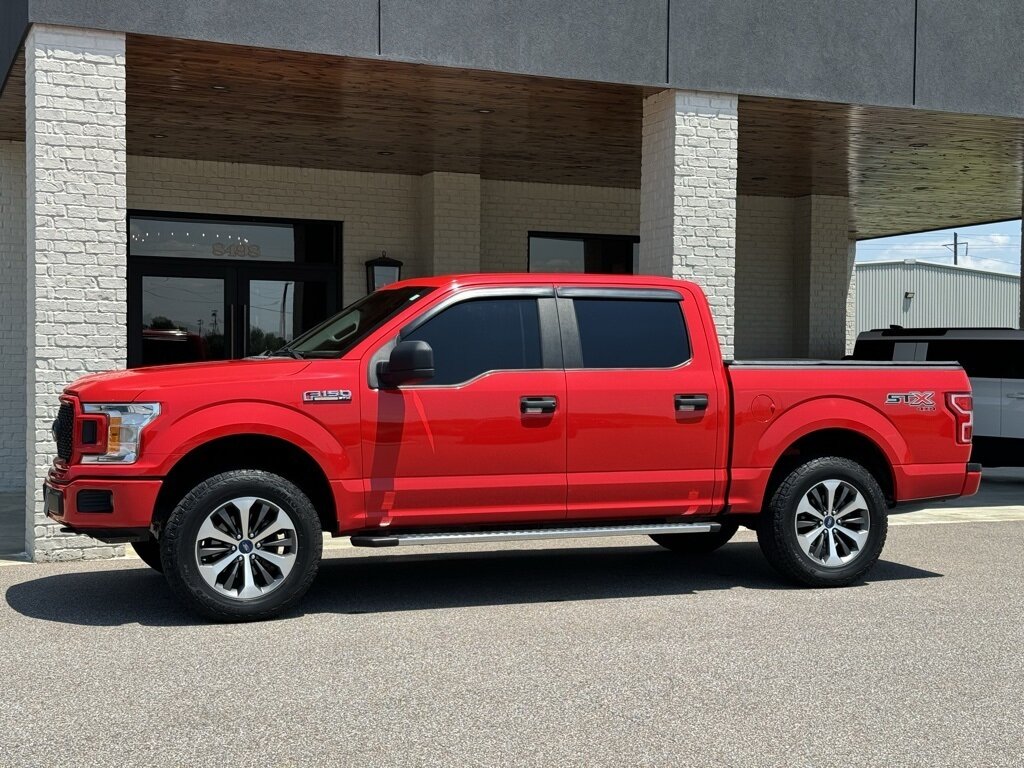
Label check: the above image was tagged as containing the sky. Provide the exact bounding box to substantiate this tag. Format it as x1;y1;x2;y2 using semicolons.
856;219;1022;275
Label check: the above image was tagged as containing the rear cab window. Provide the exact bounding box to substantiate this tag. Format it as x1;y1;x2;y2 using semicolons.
569;296;690;369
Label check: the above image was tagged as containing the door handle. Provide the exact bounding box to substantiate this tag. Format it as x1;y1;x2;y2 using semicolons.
1007;393;1024;400
520;396;557;415
675;393;709;412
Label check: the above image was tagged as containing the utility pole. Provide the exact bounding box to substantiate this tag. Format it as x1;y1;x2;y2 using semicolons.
953;232;958;265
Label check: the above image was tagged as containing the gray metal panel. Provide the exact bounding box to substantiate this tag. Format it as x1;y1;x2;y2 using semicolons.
915;0;1024;118
380;0;667;85
668;0;915;106
855;261;1021;333
27;0;379;58
0;0;28;94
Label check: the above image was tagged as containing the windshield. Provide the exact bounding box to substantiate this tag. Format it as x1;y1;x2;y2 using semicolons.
285;286;435;358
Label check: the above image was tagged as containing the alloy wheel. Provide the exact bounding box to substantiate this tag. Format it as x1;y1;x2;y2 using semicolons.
194;496;298;600
793;479;871;568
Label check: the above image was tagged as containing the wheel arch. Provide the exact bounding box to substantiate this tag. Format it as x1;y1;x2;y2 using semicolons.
763;428;896;511
152;434;338;536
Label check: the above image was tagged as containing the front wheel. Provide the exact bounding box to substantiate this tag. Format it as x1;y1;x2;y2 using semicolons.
757;457;887;587
160;469;323;622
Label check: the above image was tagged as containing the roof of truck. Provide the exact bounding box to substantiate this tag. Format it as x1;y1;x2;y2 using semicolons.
383;273;698;291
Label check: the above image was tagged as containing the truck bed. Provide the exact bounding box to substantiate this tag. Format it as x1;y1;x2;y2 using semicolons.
724;359;973;512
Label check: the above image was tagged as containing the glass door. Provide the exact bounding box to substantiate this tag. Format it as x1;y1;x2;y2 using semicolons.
128;212;342;367
240;269;336;357
130;262;339;367
131;264;236;367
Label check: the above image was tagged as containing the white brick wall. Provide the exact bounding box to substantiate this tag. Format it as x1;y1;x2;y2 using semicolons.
129;159;643;286
129;157;421;302
0;141;26;496
26;25;126;561
419;172;481;274
845;239;858;354
734;194;853;359
803;195;852;358
734;195;799;358
481;180;639;272
640;89;738;358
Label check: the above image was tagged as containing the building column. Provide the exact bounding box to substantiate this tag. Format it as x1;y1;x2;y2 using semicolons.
417;172;481;277
640;89;738;358
25;25;127;561
0;141;27;556
845;239;858;355
793;195;853;358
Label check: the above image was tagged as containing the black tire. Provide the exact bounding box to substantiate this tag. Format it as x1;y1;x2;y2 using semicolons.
160;469;323;622
130;538;163;572
650;521;739;554
757;456;887;587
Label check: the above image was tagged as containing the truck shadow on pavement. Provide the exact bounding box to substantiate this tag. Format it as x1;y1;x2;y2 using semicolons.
5;542;941;627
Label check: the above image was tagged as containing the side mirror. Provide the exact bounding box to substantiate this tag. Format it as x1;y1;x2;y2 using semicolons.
379;340;435;388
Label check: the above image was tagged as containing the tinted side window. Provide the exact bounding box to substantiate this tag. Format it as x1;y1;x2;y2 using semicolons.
572;299;689;369
404;298;542;385
924;340;1014;378
851;339;895;360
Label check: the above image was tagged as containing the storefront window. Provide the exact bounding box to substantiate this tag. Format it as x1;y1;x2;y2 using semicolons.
528;232;639;274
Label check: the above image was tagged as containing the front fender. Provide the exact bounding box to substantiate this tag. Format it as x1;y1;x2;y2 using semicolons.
143;400;350;479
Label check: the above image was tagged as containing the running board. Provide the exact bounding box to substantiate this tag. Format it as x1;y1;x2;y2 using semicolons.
350;521;720;548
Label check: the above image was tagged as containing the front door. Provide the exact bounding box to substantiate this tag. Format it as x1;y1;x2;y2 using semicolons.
127;213;341;367
360;290;567;527
558;286;725;520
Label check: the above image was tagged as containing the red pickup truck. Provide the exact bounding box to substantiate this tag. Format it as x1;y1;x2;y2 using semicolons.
45;274;981;620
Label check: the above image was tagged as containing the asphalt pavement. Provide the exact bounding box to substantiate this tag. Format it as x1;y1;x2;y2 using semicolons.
1;478;1023;767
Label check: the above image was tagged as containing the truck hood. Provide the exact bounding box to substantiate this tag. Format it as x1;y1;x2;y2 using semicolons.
66;358;312;402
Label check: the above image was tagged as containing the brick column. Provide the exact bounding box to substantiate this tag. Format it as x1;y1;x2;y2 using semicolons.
418;172;481;277
845;239;858;355
25;25;126;561
792;195;853;358
640;89;738;358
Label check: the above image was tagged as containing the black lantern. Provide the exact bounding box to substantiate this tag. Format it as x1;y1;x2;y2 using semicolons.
365;251;403;293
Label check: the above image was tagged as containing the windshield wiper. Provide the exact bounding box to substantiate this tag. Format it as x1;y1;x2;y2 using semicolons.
268;347;304;360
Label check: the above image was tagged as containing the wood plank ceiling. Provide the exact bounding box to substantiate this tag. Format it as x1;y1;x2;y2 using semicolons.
1;35;1022;239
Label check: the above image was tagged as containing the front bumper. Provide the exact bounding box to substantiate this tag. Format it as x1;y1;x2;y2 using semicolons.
44;470;161;540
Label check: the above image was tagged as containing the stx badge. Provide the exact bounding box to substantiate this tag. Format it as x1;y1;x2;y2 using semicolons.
885;391;935;410
303;389;352;403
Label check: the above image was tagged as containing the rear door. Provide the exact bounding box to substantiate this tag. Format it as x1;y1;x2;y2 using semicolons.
924;340;1002;438
360;287;567;527
999;341;1024;439
558;286;724;520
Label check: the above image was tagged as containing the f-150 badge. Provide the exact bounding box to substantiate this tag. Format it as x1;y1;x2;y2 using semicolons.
885;391;935;409
303;389;352;403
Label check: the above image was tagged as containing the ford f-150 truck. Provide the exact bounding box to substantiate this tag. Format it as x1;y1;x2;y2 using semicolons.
44;274;981;620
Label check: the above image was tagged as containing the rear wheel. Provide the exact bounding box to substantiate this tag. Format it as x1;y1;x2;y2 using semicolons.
650;521;738;554
130;538;163;572
160;469;322;622
757;456;887;587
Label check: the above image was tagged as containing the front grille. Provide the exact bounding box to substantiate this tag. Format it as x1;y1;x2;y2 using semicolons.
54;402;74;461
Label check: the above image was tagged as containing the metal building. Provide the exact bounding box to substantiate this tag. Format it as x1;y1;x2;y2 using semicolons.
855;260;1021;333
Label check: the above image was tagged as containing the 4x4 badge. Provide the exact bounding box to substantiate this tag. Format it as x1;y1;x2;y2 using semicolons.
303;389;352;403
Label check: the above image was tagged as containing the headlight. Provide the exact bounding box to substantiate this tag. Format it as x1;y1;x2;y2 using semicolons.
80;403;161;463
